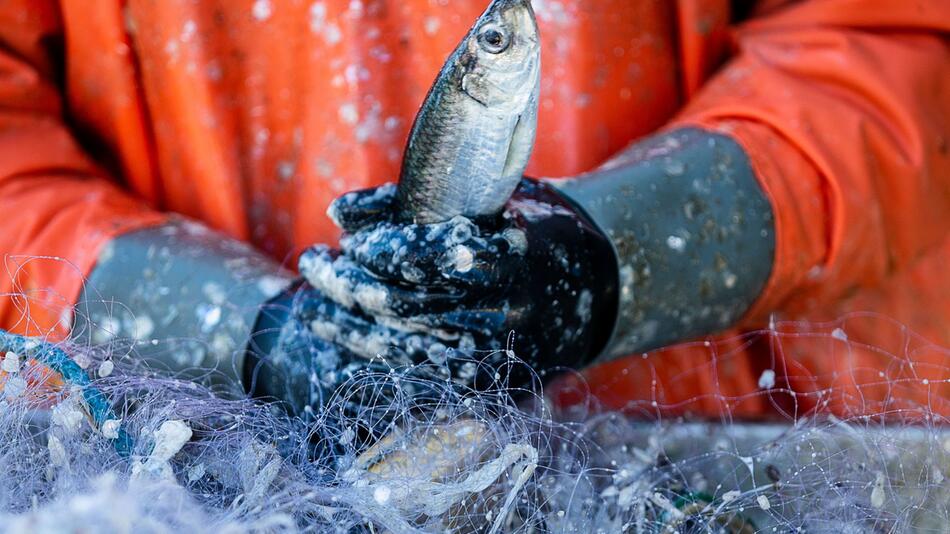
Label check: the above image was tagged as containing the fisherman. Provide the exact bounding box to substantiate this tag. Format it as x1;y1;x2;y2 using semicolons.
0;1;947;419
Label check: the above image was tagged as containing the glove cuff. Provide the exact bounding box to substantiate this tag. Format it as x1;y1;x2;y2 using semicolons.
71;218;296;396
525;178;621;365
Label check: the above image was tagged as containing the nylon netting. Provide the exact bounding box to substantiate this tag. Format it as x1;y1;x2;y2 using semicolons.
0;257;947;533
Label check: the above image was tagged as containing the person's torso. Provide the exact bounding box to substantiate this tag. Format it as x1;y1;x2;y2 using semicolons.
55;0;950;419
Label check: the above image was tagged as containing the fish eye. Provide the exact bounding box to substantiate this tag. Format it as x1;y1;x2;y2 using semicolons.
477;24;510;54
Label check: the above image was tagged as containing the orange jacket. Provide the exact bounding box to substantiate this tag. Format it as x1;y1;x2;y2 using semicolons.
0;0;948;418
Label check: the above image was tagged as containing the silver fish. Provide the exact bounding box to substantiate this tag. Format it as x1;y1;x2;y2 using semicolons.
396;0;541;224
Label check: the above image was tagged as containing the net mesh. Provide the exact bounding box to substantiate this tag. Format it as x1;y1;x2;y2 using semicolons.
0;258;948;533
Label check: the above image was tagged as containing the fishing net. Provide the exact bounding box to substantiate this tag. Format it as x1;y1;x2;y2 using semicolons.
0;257;948;533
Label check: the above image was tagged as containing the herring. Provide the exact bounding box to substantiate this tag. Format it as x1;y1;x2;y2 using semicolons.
396;0;541;224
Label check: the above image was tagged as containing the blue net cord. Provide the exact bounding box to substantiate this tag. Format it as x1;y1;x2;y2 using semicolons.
0;329;134;456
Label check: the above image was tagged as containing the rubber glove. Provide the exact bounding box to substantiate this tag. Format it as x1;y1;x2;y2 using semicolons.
300;178;619;388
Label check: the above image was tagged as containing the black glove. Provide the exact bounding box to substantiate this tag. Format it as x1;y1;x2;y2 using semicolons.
298;178;619;387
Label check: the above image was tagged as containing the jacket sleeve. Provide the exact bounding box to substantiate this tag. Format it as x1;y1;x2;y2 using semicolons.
0;3;165;336
673;0;950;321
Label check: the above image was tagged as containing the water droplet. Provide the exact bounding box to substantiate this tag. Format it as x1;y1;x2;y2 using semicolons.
663;158;685;176
666;235;686;252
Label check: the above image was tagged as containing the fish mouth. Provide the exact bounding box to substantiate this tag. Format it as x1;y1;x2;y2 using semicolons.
490;0;535;13
486;0;539;39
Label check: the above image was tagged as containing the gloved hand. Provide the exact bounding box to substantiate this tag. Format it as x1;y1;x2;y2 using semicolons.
302;127;776;379
298;178;619;386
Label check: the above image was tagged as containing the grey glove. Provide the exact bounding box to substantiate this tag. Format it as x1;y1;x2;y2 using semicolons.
555;127;776;359
72;218;296;396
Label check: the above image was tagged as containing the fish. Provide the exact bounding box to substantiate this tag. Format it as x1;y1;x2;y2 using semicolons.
396;0;541;224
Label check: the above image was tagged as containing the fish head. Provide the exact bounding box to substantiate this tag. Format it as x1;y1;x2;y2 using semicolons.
456;0;540;111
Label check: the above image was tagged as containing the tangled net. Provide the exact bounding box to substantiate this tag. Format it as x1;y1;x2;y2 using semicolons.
0;259;948;533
